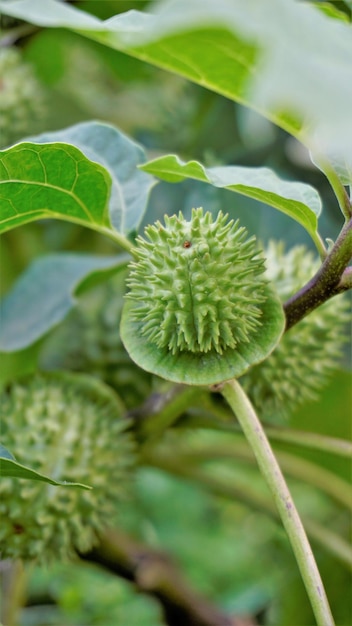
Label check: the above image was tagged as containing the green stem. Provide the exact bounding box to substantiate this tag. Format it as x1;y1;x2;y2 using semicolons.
170;441;352;510
137;385;202;444
265;426;352;459
0;559;26;626
313;154;352;221
185;407;352;458
100;226;136;255
221;378;335;626
312;231;328;260
284;217;352;330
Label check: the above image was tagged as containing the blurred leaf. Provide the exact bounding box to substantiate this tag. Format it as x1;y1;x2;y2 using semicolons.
25;561;163;626
0;142;112;235
288;370;352;479
311;2;350;23
0;456;91;489
29;122;156;234
311;150;352;186
0;253;129;352
0;344;40;387
141;155;322;246
0;444;15;460
2;0;352;161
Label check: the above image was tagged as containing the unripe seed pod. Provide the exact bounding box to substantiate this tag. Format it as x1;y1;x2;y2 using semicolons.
0;372;135;562
0;47;46;147
120;208;285;385
241;241;350;422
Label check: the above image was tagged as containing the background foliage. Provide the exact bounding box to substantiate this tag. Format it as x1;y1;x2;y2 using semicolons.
0;1;351;625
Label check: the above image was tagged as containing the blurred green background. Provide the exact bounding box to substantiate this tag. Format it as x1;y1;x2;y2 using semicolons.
0;1;351;625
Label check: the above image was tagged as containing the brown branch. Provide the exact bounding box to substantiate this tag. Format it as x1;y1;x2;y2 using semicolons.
80;528;257;626
284;217;352;330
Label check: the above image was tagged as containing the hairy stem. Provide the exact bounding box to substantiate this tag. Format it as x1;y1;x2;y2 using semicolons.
284;217;352;329
221;379;335;626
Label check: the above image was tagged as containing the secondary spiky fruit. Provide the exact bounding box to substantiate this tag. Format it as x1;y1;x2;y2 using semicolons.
0;47;45;147
0;372;135;562
121;209;285;385
241;242;350;422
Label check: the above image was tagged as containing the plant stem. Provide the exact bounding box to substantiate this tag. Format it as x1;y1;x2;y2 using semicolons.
221;378;335;626
0;559;26;626
169;442;352;510
312;154;352;221
100;226;136;255
185;408;352;458
312;231;328;260
284;217;352;329
135;385;201;444
264;426;352;459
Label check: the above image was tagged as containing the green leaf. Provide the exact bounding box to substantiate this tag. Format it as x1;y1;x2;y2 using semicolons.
0;345;40;388
140;155;322;246
311;2;350;23
0;456;91;489
0;253;129;352
311;151;352;186
0;141;112;235
1;0;352;160
29;122;156;234
0;444;15;460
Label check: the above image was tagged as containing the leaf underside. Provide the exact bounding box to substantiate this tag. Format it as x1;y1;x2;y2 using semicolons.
0;253;129;352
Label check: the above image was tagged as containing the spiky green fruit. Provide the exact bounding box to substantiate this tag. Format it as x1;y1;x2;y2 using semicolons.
0;372;135;562
241;241;350;422
120;208;285;385
0;47;45;147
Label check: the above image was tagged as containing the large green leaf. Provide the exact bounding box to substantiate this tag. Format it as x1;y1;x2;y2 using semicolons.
28;122;155;234
0;448;90;489
140;155;322;247
0;142;112;235
1;0;352;162
0;253;129;352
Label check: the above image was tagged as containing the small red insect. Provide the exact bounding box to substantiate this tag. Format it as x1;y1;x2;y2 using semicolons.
183;241;192;248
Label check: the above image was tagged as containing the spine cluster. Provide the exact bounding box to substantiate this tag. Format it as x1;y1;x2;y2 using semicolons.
127;208;267;355
0;47;46;147
241;242;350;421
0;373;135;562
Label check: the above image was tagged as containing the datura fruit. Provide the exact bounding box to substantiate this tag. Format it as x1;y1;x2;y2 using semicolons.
120;208;285;385
241;242;350;422
0;47;45;148
0;372;135;562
